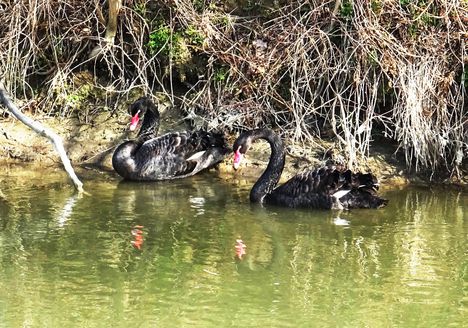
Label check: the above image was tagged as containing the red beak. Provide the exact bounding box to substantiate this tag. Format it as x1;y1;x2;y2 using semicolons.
129;112;140;131
233;148;243;170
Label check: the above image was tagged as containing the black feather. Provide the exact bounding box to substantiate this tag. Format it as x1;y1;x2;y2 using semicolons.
233;129;388;209
112;97;228;181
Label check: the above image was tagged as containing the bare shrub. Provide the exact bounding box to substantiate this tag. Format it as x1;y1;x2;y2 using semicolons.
0;0;466;177
173;0;467;176
0;0;167;112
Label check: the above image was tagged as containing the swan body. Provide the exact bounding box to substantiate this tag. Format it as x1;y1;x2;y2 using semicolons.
112;97;228;181
233;129;388;209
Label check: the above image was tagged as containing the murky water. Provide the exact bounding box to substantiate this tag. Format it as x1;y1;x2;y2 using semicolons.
0;166;466;327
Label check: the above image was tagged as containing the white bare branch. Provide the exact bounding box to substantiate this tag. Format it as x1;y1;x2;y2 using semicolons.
0;82;84;193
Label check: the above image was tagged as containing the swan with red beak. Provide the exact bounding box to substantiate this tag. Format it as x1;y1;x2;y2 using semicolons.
112;97;229;181
232;128;388;209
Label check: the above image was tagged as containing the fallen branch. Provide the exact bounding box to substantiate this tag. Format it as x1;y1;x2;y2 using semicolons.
0;82;84;193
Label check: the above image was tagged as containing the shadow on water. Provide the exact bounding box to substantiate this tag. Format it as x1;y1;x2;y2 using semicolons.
0;166;466;327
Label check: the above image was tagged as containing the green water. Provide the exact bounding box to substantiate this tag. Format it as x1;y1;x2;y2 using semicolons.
0;167;466;327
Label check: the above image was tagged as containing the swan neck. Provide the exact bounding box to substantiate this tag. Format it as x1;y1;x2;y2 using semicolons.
138;106;160;141
250;130;285;203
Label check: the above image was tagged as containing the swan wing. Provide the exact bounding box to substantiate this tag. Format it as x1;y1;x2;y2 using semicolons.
265;167;345;208
135;130;227;179
273;167;345;196
268;167;386;209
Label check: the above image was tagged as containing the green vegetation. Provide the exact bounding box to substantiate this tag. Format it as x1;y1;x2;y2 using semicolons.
148;24;176;56
340;0;353;18
214;66;229;83
147;22;203;70
184;25;204;46
371;0;382;13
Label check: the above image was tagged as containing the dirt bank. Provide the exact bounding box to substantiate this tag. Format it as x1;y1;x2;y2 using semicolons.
0;112;466;191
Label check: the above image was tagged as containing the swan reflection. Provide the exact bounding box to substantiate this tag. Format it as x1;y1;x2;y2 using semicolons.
332;216;350;226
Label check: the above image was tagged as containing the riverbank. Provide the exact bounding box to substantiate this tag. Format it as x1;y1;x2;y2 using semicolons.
0;112;466;191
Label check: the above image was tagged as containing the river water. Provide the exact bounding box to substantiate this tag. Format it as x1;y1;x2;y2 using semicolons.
0;166;466;327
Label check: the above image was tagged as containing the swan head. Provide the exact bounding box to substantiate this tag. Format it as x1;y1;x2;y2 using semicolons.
232;134;253;170
128;97;160;133
232;129;280;170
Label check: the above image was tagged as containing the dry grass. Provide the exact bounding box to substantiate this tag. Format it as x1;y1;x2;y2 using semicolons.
0;0;163;110
174;0;467;176
0;0;466;178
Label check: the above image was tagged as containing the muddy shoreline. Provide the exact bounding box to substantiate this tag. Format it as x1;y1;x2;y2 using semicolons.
0;113;466;191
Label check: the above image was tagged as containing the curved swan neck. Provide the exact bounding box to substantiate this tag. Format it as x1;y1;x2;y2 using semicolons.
248;129;286;203
138;103;160;141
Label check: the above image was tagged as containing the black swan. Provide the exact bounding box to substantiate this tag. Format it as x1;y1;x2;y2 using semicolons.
112;97;229;181
232;128;388;209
